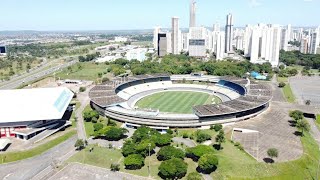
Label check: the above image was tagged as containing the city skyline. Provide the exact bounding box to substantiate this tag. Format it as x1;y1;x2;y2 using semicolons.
1;0;319;31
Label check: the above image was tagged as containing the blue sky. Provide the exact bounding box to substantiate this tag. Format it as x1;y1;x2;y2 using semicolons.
1;0;319;31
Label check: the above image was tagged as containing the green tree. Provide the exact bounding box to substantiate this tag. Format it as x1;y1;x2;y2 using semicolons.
195;130;211;143
157;146;185;161
124;154;144;170
289;110;304;121
267;148;279;163
74;139;85;150
187;172;203;180
296;119;310;136
105;127;128;141
215;130;226;149
158;158;188;179
186;145;216;161
135;140;156;157
211;124;223;132
83;110;99;122
93;123;103;132
122;140;137;157
198;153;219;173
154;134;172;147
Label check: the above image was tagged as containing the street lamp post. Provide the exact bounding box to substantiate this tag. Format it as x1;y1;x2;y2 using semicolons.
148;131;151;177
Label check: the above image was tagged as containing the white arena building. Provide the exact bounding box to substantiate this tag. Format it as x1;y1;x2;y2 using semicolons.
0;87;74;140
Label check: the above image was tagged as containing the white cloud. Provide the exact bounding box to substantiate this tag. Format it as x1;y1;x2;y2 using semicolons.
248;0;262;8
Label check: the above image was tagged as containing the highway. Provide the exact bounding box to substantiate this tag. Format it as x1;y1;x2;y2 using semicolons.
0;60;77;90
0;136;77;180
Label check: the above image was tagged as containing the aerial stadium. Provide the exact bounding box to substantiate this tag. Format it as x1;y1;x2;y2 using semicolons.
89;74;272;128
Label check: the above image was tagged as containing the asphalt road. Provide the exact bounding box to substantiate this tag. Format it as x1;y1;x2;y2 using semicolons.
0;136;77;180
0;60;77;90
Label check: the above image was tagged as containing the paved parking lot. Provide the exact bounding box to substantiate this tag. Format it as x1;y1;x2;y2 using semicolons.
49;163;148;180
290;76;320;105
231;102;305;162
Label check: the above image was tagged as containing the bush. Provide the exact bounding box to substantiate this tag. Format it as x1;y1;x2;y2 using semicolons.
74;139;85;150
195;130;211;143
234;142;244;151
158;158;188;179
167;129;173;135
182;133;189;138
187;172;203;180
102;77;109;83
79;87;86;92
124;154;145;170
91;117;98;123
212;124;223;132
198;153;219;173
93;123;103;132
186;145;216;161
107;118;117;126
110;163;120;172
157;146;185;161
278;82;286;88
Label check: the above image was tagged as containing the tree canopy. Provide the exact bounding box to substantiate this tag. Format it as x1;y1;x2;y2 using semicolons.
124;154;145;170
158;158;188;179
186;145;216;161
157;146;185;161
198;153;219;173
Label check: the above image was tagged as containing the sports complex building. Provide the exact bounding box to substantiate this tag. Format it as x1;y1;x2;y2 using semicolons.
0;87;74;141
89;74;272;128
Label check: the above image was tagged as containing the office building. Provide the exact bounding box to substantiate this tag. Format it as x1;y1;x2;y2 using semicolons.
190;0;196;28
215;31;225;60
225;13;234;53
300;37;309;54
189;27;206;57
309;32;319;54
157;33;168;57
280;28;288;51
172;17;180;55
245;24;281;67
153;26;161;49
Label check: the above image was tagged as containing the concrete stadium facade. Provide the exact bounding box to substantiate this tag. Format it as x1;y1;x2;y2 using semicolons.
89;74;272;128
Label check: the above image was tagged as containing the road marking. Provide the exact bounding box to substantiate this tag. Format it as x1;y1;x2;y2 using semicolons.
3;173;12;180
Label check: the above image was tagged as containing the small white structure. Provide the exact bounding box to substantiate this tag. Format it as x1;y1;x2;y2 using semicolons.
114;37;128;42
126;48;147;62
0;139;10;151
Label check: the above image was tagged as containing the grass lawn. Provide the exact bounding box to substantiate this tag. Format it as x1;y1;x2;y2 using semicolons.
67;145;199;180
66;129;320;179
68;145;123;168
136;91;221;114
211;132;320;179
56;62;110;81
315;115;320;130
277;76;295;103
0;130;76;164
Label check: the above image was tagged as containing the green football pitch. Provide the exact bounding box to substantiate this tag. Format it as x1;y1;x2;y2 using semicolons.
135;91;221;114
